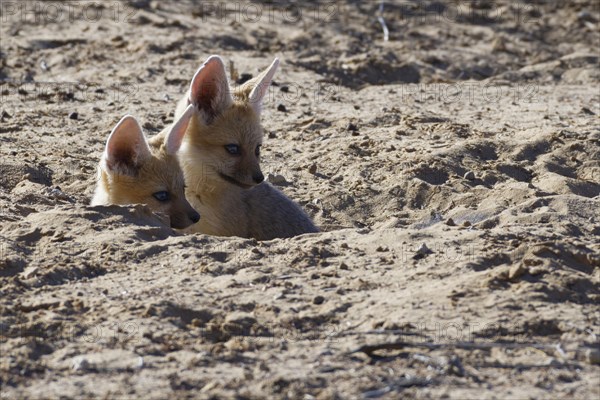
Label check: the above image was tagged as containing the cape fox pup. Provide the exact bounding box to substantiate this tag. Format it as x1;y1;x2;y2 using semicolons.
92;106;201;229
175;55;318;240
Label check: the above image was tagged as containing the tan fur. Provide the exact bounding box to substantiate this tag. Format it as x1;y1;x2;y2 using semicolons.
92;115;200;230
176;56;318;239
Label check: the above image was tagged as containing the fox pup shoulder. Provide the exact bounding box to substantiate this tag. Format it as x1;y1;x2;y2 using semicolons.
92;107;200;229
175;55;318;240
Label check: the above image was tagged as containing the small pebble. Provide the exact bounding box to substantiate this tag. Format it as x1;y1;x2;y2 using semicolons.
313;295;325;305
586;349;600;365
280;86;289;93
413;243;433;260
509;264;528;280
580;107;595;115
464;171;475;180
277;104;287;112
347;123;358;132
68;112;78;120
462;221;472;227
308;164;318;175
267;173;287;185
417;243;432;254
72;357;90;371
21;266;38;279
578;11;596;23
445;218;456;226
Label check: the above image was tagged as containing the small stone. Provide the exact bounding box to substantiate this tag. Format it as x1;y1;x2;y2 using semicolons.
313;295;325;305
68;112;78;120
72;357;90;371
509;264;528;280
267;173;287;185
277;104;287;112
464;171;475;180
280;86;289;93
339;262;349;270
308;164;318;175
491;36;506;52
585;348;600;365
462;221;472;227
347;123;358;132
578;11;596;23
417;243;432;254
528;266;545;276
445;218;456;226
580;107;595;115
20;266;38;279
413;243;433;260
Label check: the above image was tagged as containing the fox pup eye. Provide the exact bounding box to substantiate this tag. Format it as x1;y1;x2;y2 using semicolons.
225;144;241;155
153;191;170;202
255;144;261;157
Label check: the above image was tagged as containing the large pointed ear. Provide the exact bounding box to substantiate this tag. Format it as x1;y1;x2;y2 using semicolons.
189;55;233;124
248;58;279;115
103;115;151;175
165;104;194;155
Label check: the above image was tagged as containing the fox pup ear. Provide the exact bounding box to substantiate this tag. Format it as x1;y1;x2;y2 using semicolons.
165;104;194;155
248;58;279;115
189;55;233;124
104;115;151;175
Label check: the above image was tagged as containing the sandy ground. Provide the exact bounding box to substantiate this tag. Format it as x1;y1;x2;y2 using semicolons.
1;1;599;399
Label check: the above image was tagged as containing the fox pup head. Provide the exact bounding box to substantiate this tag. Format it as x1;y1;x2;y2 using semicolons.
182;55;279;189
96;107;200;229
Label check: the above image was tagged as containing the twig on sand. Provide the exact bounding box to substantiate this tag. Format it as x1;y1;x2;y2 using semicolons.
335;329;430;338
377;1;389;42
349;340;588;370
349;340;561;357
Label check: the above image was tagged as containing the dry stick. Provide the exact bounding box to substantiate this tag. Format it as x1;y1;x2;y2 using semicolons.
377;1;389;42
349;340;591;369
335;329;430;338
348;340;565;357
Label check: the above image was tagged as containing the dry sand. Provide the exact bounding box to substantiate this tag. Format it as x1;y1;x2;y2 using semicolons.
1;1;599;399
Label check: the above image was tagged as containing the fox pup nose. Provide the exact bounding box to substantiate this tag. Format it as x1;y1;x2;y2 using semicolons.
189;211;201;224
253;173;264;184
